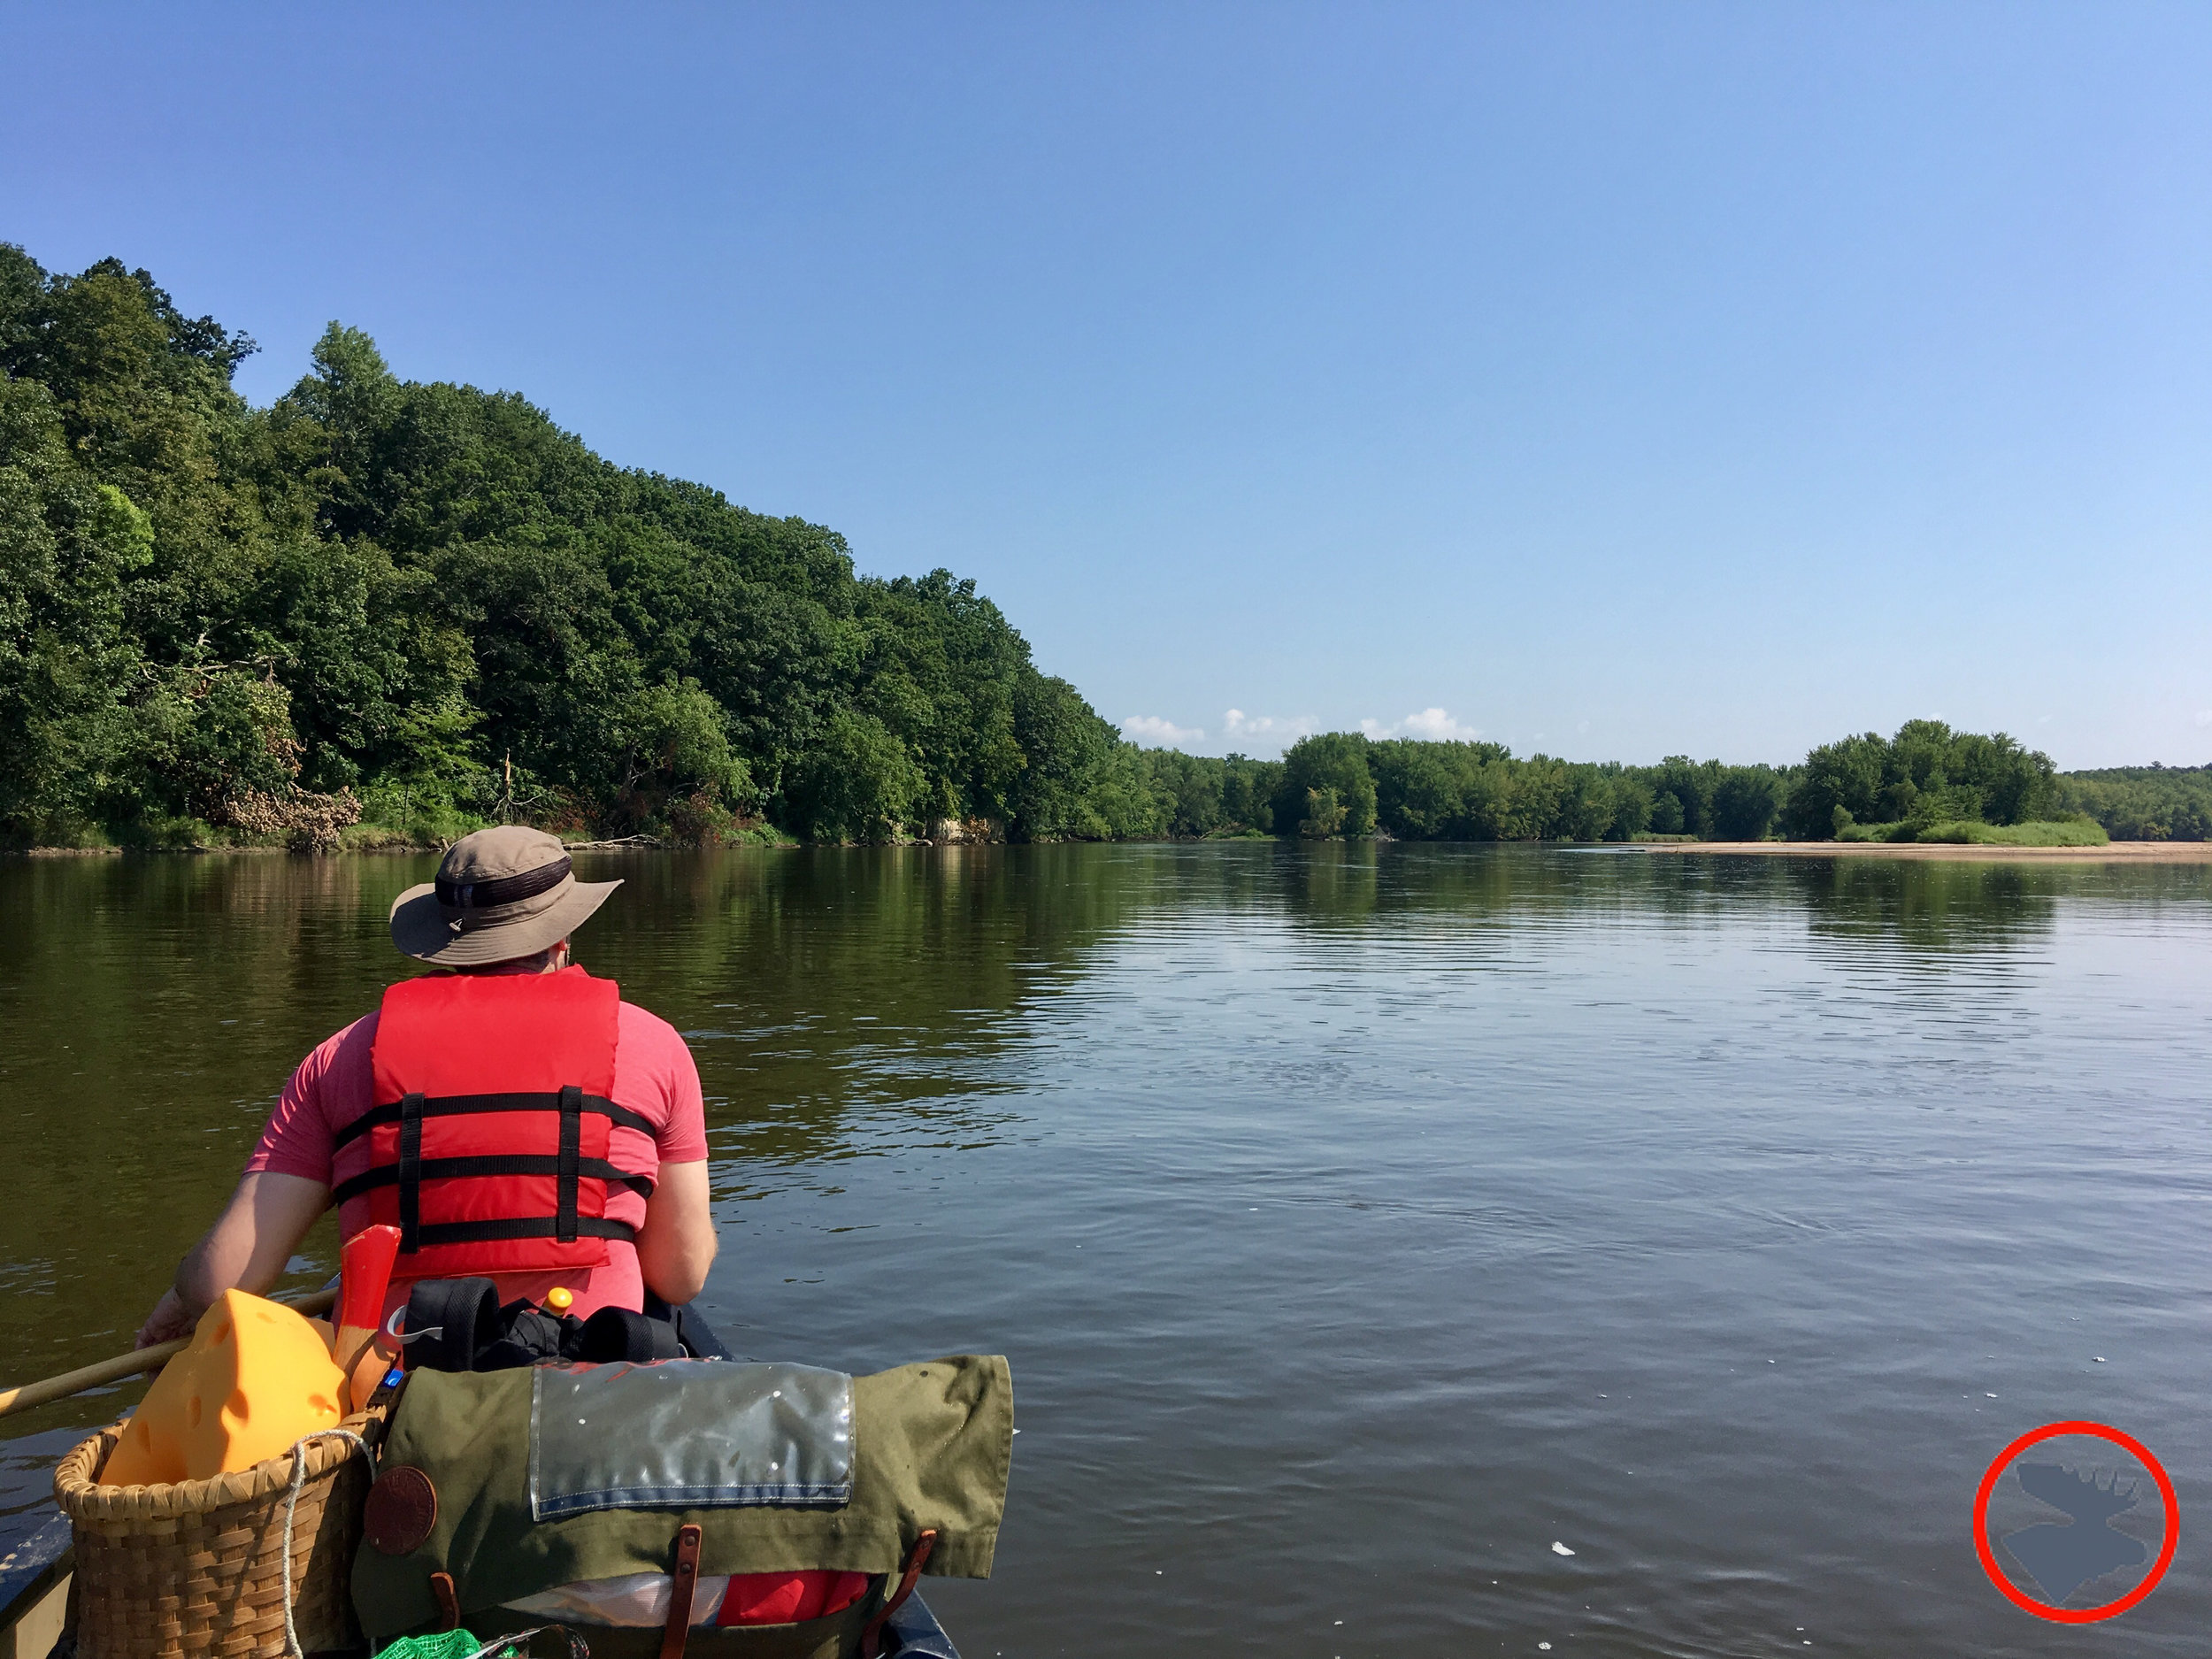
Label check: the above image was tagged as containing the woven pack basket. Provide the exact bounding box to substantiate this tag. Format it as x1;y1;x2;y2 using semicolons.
53;1417;373;1659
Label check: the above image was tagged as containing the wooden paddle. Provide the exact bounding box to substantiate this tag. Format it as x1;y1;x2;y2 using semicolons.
0;1286;339;1421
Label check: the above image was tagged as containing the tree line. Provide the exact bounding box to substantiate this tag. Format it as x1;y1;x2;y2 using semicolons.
1;249;2198;849
1132;719;2080;844
2047;765;2212;842
1133;740;1793;841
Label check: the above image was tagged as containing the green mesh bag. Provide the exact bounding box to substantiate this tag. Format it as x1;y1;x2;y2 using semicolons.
376;1628;586;1659
374;1633;488;1659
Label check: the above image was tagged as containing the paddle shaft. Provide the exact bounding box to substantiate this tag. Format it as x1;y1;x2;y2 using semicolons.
0;1286;339;1420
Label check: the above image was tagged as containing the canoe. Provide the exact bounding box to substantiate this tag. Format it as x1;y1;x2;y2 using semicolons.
0;1518;962;1658
0;1300;965;1658
0;1512;69;1659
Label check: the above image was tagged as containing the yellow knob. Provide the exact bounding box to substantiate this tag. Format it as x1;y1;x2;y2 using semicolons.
545;1286;574;1312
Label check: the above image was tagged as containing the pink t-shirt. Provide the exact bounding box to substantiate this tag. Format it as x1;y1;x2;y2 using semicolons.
247;999;710;1320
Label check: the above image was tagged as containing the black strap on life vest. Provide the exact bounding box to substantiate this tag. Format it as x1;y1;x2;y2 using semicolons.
345;1087;652;1256
333;1090;656;1148
399;1089;426;1254
557;1084;582;1244
329;1158;654;1209
405;1216;638;1247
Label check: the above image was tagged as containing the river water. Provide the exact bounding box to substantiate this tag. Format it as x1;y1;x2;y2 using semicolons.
1;844;2208;1655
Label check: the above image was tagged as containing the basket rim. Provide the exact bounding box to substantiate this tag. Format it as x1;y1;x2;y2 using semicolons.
55;1413;373;1521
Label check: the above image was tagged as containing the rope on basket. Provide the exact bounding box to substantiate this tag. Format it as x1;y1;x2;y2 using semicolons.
280;1428;374;1659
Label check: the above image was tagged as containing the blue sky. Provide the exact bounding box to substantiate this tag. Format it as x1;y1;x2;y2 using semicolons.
4;4;2208;764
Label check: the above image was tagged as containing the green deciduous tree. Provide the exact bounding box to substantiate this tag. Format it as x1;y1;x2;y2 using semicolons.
1781;721;2054;839
1783;732;1889;839
787;708;924;842
1275;733;1377;838
1709;768;1784;841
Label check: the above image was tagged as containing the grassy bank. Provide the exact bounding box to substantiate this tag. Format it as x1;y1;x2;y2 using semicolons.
1834;818;2109;848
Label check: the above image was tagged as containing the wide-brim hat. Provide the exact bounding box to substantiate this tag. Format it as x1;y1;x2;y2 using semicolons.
389;826;622;966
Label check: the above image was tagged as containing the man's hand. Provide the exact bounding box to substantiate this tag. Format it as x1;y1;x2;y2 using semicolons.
135;1288;199;1349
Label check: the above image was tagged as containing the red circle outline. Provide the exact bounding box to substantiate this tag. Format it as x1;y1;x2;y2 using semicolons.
1972;1420;2177;1624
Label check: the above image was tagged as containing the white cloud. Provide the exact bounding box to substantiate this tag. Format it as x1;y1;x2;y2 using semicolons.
1121;714;1205;747
1221;709;1319;755
1358;707;1483;742
2195;709;2212;729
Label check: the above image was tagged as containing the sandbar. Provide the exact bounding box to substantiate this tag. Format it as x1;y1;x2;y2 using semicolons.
1640;841;2212;862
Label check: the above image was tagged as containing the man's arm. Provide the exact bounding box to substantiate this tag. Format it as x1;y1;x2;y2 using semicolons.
636;1159;718;1306
135;1171;331;1347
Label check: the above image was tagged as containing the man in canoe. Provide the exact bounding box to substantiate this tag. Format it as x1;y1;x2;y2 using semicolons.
137;826;718;1347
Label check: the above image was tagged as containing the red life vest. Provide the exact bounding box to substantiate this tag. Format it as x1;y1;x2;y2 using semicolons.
336;968;652;1283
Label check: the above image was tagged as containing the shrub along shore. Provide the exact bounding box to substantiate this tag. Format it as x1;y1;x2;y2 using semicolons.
3;247;2205;854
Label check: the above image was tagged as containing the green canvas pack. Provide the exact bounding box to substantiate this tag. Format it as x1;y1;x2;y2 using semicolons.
352;1356;1012;1647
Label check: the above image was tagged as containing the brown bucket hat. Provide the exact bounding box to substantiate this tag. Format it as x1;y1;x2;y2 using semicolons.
388;826;622;966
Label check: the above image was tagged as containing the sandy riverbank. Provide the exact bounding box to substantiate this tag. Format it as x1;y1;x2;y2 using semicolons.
1641;840;2212;862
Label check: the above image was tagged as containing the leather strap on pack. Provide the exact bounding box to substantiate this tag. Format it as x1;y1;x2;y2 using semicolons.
429;1570;460;1632
859;1528;937;1659
659;1523;704;1659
